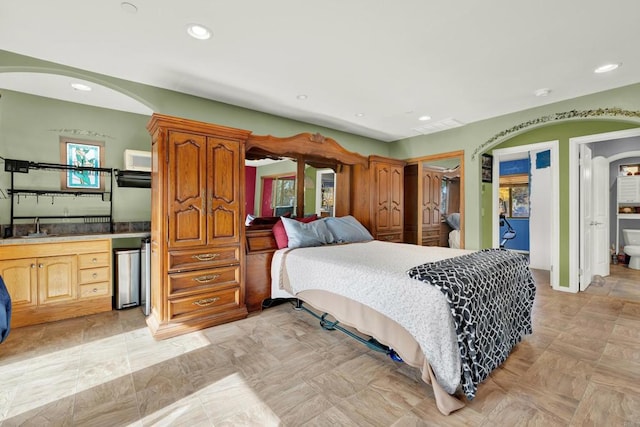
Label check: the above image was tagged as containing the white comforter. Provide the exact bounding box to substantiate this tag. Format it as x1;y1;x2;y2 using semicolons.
272;240;473;394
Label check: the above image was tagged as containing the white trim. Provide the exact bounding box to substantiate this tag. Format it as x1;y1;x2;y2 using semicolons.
569;128;640;292
491;140;560;289
608;150;640;163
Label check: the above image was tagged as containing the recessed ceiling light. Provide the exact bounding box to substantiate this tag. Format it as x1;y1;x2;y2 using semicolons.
187;24;211;40
71;83;92;92
418;115;431;121
120;2;138;13
355;113;365;117
594;63;620;74
296;94;308;100
534;88;551;97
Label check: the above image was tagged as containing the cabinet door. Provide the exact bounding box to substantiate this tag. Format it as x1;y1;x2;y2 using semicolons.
421;168;442;228
374;163;392;231
374;162;404;233
389;164;403;230
207;137;241;246
0;258;38;308
167;131;208;248
38;255;77;305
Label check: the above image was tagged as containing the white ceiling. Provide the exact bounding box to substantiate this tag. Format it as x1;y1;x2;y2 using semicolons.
1;0;639;142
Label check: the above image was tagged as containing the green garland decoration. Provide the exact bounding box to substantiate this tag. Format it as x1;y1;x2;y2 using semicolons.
472;107;640;160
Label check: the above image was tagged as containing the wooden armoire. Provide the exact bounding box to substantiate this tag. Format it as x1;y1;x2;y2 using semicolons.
353;156;405;242
404;165;443;246
146;114;251;339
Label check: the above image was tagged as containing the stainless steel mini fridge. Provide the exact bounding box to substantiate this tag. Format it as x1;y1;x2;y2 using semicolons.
113;248;141;309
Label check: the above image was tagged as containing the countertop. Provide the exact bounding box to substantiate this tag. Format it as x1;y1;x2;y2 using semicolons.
0;231;150;245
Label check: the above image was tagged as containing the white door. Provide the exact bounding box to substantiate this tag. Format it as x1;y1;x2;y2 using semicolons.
579;144;593;290
592;156;610;277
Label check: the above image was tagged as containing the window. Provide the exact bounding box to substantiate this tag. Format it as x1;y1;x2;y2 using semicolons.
499;174;529;218
272;176;296;212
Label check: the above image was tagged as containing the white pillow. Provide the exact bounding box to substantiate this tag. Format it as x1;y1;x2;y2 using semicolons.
324;215;373;243
281;216;335;248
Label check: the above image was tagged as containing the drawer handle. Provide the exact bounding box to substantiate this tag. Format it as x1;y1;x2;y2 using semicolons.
92;273;98;279
193;297;220;306
92;288;98;293
31;263;36;269
194;274;220;283
92;258;98;263
192;253;220;261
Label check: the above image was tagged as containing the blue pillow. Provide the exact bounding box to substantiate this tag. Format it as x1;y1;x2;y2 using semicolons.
281;216;335;248
324;215;373;243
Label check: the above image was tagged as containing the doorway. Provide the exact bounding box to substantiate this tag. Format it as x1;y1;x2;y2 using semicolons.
491;140;559;289
569;127;640;292
403;150;464;248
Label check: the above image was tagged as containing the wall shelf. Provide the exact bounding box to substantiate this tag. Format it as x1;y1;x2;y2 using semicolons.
616;175;640;254
4;159;114;236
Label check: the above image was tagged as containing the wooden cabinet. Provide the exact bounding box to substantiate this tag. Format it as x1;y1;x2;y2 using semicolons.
404;164;444;246
421;167;443;246
245;226;278;312
353;156;405;242
37;255;77;305
147;114;251;339
0;239;112;328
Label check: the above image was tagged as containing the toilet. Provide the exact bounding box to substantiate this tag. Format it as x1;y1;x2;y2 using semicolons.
623;229;640;270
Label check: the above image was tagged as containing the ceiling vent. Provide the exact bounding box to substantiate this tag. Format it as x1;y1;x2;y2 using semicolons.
413;118;464;135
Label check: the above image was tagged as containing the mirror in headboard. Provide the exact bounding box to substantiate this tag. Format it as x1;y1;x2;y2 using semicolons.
245;132;368;219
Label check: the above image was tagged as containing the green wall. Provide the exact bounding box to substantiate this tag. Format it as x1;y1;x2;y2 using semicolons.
480;120;638;287
0;90;151;223
2;50;640;288
0;49;390;226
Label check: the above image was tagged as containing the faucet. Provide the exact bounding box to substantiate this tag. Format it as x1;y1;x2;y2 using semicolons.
34;217;40;234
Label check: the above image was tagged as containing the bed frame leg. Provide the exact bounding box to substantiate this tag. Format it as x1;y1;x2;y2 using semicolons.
293;301;403;362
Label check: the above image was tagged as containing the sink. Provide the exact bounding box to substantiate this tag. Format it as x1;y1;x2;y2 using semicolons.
21;233;57;238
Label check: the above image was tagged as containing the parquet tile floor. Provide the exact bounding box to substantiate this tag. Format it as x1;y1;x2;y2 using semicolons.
1;265;639;426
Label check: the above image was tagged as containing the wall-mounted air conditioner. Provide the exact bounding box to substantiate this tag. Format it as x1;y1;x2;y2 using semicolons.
124;149;151;172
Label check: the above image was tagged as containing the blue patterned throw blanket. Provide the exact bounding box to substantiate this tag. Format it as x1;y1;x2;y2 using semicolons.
407;248;535;400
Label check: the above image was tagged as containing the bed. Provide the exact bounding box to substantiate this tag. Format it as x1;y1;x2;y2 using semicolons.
270;239;535;415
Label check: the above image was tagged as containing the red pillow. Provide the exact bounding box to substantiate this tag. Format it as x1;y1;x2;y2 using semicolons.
273;215;318;249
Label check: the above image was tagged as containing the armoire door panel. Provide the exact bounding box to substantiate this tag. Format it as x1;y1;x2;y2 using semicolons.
173;208;205;243
168;131;207;248
207;137;240;246
209;140;237;204
209;206;238;242
377;205;390;230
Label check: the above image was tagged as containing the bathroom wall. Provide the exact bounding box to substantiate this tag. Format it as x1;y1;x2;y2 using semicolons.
591;136;640;252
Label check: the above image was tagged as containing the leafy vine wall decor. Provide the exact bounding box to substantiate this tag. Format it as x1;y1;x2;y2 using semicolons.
471;107;640;160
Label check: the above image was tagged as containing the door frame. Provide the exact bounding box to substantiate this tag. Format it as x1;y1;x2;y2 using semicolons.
569;127;640;292
491;140;560;289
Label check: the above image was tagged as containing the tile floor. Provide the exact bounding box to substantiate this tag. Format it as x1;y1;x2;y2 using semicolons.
1;265;639;426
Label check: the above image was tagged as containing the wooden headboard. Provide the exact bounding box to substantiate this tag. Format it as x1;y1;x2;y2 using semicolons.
246;132;368;218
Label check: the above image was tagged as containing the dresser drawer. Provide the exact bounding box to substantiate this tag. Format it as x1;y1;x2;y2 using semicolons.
78;252;110;269
376;232;403;243
169;266;240;296
79;266;110;284
79;282;111;299
168;287;240;321
168;246;239;271
246;231;277;253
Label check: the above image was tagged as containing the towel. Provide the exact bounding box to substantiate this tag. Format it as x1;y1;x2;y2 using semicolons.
0;275;12;344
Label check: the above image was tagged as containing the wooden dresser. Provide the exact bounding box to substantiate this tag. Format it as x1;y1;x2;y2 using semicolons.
146;114;251;339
